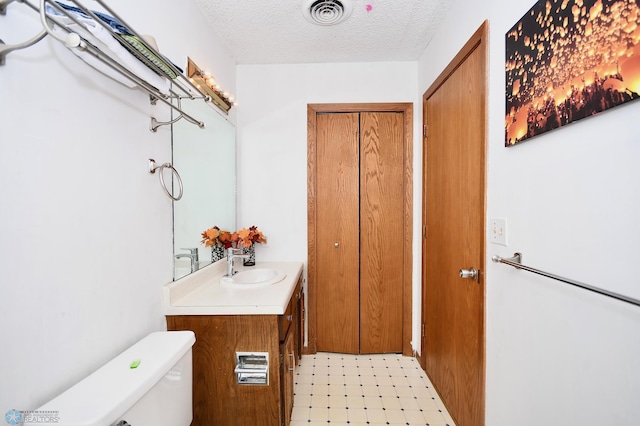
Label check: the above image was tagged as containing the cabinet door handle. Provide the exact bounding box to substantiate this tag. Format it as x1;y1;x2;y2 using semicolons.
288;353;295;371
286;315;292;321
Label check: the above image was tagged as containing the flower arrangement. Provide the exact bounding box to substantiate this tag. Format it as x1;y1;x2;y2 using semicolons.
201;225;267;249
201;226;234;249
234;226;267;248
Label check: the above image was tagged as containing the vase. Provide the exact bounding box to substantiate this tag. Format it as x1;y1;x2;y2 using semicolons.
243;244;256;266
211;245;225;263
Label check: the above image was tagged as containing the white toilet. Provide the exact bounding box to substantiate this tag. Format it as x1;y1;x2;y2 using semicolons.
24;331;195;426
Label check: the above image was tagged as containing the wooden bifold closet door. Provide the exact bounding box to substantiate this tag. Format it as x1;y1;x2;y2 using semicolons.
315;111;404;354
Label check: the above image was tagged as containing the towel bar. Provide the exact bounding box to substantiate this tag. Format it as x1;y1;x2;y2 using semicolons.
2;0;210;130
492;252;640;308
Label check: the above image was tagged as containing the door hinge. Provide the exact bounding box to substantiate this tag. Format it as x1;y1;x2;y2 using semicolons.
421;323;425;338
423;225;428;239
423;124;428;138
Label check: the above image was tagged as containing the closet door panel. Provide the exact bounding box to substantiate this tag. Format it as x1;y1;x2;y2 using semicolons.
315;112;360;354
359;112;404;354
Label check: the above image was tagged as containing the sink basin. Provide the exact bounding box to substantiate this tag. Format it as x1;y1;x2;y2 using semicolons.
220;268;287;288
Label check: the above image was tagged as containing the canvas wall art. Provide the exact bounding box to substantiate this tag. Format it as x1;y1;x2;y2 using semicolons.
505;0;640;146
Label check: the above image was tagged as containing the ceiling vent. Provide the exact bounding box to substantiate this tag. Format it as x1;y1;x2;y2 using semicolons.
303;0;353;26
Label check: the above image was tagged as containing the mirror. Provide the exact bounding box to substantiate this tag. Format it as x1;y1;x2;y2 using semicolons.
172;100;236;280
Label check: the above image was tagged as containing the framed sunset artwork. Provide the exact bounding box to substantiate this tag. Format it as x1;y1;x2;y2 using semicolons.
505;0;640;146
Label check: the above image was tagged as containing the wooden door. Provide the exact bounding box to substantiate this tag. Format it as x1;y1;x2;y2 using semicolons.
308;103;413;356
314;111;405;354
315;112;360;354
359;112;404;354
422;22;487;426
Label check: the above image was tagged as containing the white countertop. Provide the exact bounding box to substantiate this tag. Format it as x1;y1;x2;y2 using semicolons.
163;260;303;315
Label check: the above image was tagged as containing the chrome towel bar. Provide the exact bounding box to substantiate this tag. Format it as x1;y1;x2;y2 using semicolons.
2;0;209;130
492;252;640;308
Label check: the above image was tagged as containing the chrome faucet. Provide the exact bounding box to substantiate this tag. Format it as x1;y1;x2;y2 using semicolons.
226;247;249;277
175;248;199;273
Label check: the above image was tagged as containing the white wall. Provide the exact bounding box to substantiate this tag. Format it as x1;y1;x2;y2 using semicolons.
0;0;235;414
418;0;640;425
236;62;423;347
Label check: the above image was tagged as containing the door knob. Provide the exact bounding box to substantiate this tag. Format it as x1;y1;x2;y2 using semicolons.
334;242;339;248
459;267;478;280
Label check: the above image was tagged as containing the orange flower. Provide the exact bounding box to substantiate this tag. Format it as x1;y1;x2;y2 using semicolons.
234;226;267;248
201;226;234;248
237;227;251;242
218;231;234;248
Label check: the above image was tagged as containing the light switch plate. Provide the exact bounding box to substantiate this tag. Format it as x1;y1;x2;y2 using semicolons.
490;217;507;245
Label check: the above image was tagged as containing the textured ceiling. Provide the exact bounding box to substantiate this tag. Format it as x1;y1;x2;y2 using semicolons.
194;0;452;64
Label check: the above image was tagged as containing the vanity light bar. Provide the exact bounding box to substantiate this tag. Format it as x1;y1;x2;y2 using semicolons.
187;57;237;114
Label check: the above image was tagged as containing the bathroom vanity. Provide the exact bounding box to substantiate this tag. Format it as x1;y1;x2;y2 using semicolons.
164;261;304;426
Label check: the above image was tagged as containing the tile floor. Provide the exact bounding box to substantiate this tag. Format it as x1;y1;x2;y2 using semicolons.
291;352;457;426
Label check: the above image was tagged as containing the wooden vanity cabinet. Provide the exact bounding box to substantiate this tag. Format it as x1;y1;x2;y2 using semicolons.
281;325;295;426
167;277;303;426
280;278;302;425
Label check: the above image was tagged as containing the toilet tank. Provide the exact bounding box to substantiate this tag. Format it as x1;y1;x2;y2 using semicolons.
24;331;195;426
